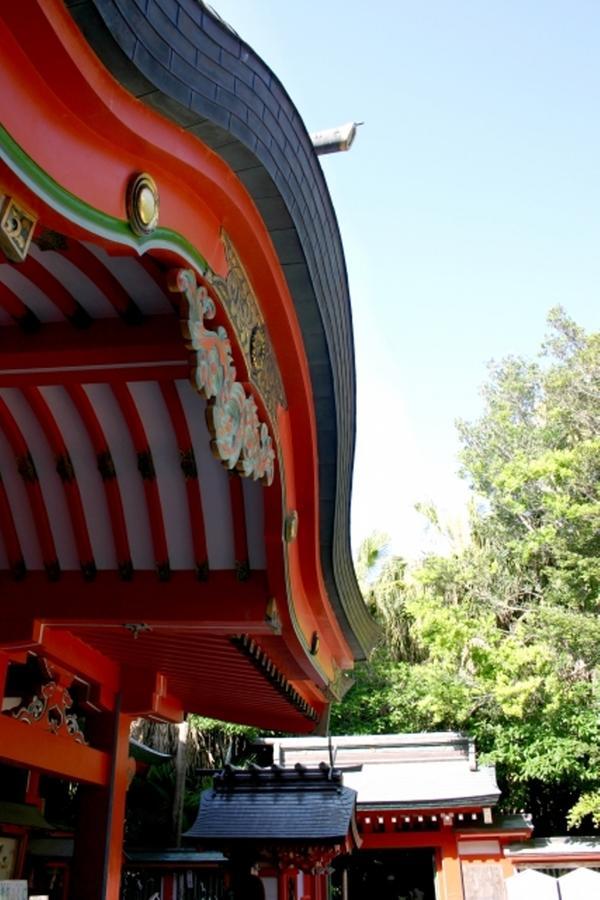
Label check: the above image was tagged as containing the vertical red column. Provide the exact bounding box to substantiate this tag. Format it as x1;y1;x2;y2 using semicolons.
301;873;315;899
278;869;297;900
439;826;463;900
70;700;132;900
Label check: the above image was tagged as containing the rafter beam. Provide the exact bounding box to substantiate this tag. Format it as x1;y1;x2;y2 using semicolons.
0;316;187;386
0;570;276;634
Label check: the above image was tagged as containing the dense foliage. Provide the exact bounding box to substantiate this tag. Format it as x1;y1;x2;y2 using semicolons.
125;717;259;846
333;309;600;834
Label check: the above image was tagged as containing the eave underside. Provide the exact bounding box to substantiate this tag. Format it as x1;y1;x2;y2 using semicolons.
66;0;378;659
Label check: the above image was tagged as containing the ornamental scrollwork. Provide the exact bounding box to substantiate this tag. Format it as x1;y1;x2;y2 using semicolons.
206;233;286;422
273;844;344;874
169;268;276;486
14;679;87;745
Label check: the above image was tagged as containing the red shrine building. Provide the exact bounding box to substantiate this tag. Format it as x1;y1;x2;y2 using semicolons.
258;733;533;900
0;2;377;897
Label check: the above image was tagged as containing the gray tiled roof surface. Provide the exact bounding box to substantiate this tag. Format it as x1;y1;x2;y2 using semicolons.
185;780;356;842
264;733;500;810
343;762;500;809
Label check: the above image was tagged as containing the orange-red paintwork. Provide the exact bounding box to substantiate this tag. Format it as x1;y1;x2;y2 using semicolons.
0;0;354;690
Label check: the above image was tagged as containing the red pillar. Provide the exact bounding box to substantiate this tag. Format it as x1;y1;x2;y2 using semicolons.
301;873;315;899
439;829;463;900
278;869;297;900
70;700;132;900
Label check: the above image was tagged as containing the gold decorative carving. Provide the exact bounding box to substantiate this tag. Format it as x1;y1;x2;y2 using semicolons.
273;844;345;874
0;196;37;262
127;172;159;236
284;510;299;543
169;268;276;486
206;233;286;423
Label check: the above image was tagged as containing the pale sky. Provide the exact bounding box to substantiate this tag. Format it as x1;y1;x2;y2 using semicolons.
213;1;599;559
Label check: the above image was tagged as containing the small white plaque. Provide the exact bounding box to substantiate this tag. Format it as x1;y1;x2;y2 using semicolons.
458;839;501;856
0;882;27;900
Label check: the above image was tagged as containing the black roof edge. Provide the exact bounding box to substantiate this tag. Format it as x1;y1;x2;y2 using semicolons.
67;0;379;658
358;794;502;811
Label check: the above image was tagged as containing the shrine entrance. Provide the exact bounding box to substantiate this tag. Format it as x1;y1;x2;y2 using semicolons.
338;849;437;900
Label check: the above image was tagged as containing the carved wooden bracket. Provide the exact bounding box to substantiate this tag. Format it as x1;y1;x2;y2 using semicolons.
12;658;87;745
170;268;276;486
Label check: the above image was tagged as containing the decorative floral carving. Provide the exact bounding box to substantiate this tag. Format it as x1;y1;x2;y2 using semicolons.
170;268;276;486
206;233;286;422
14;679;87;744
272;844;344;874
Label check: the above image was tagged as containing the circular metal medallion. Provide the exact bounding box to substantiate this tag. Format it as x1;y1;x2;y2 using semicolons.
127;173;159;235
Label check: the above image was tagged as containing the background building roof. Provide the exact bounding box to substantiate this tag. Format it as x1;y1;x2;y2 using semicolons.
263;733;501;810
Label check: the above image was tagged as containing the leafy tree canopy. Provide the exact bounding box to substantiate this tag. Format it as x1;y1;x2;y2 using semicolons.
334;309;600;835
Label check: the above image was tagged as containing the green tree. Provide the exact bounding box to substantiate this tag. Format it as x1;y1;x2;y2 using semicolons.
335;309;600;834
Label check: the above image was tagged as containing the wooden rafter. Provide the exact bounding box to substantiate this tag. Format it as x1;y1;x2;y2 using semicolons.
66;384;132;578
159;379;209;578
17;255;91;327
112;382;170;579
0;281;40;331
0;393;59;577
23;386;96;579
48;239;144;324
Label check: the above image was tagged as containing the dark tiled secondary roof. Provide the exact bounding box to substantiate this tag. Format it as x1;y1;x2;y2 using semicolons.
129;738;172;766
65;0;379;659
185;766;357;842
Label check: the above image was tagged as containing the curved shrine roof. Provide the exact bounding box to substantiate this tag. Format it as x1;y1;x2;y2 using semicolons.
186;766;358;843
67;0;378;659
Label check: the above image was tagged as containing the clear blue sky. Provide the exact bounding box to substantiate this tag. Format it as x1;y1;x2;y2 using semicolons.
213;0;599;557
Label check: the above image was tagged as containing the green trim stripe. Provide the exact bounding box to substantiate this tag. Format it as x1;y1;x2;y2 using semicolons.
0;124;210;274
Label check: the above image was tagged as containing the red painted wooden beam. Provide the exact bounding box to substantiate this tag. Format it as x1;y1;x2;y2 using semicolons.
67;384;132;578
121;669;183;722
0;569;274;633
3;620;119;711
0;714;110;784
0;316;187;387
0;394;59;577
159;379;209;578
24;386;96;579
112;382;170;579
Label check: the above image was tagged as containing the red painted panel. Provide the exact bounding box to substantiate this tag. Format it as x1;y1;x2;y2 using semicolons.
0;0;356;687
0;713;110;784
